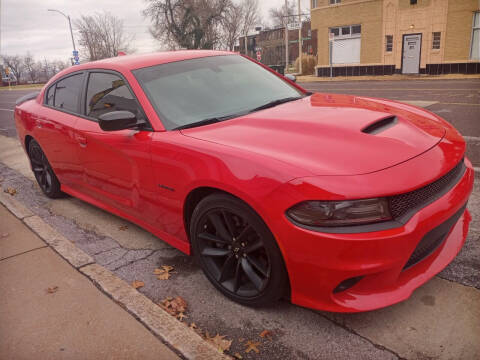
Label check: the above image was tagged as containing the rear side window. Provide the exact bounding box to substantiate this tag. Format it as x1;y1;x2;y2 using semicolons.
53;73;83;112
85;72;143;120
46;85;55;106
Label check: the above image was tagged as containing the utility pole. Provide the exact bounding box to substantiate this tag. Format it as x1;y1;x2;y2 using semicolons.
284;0;289;73
297;0;302;75
48;9;77;64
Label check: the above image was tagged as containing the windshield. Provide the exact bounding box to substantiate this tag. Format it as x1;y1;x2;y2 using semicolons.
133;55;304;130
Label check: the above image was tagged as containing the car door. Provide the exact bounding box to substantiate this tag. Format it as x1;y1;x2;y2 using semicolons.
36;72;85;186
74;70;157;221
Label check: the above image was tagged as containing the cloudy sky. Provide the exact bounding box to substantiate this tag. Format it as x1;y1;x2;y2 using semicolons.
0;0;310;61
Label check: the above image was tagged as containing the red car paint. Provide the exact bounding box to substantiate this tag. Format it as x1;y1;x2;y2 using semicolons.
15;51;474;312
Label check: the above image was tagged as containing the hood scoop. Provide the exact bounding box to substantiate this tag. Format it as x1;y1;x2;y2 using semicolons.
362;116;398;135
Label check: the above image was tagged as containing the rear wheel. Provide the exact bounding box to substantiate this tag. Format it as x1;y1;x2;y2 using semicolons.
190;193;288;306
28;139;63;198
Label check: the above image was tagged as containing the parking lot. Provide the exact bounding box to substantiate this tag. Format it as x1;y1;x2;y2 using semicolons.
1;80;479;359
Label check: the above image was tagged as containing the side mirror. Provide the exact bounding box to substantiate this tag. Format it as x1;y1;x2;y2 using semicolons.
98;111;140;131
285;74;297;83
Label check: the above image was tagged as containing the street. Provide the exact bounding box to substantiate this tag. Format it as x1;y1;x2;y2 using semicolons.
1;80;479;360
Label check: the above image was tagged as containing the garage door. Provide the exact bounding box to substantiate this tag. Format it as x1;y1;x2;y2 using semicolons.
332;37;361;64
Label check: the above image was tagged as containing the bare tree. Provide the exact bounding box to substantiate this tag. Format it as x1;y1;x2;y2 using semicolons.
268;0;295;28
75;12;133;61
143;0;230;50
221;2;244;50
23;53;39;83
240;0;259;39
1;55;24;83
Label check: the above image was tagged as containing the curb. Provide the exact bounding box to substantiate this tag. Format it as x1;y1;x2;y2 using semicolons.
0;192;229;360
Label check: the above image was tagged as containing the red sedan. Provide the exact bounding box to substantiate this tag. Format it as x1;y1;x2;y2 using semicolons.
14;51;474;312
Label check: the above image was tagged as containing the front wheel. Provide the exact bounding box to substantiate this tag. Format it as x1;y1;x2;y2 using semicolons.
190;193;289;306
28;139;63;198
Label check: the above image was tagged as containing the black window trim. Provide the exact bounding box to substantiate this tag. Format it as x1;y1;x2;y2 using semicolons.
43;68;152;132
82;68;153;131
43;70;86;116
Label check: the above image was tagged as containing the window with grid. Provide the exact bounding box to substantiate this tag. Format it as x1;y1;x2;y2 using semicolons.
432;32;441;49
330;24;361;38
330;0;341;4
385;35;393;52
472;12;480;60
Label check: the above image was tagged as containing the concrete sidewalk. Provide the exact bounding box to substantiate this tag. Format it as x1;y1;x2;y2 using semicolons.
0;204;180;360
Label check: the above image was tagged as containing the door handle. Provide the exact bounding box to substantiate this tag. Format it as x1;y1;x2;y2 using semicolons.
75;134;87;147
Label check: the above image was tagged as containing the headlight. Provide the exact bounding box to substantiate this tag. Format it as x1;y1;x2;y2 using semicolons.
286;198;392;227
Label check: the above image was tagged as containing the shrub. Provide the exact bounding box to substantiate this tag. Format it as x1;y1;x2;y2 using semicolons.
294;54;317;75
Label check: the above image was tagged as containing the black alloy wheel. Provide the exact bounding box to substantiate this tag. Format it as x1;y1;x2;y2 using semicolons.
191;193;288;306
28;139;63;198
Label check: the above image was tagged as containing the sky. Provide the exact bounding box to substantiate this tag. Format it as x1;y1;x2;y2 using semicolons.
0;0;311;61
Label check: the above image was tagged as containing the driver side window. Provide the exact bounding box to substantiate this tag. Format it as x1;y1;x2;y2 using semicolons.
85;72;143;121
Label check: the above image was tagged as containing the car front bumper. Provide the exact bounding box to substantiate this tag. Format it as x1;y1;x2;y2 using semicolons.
272;161;474;313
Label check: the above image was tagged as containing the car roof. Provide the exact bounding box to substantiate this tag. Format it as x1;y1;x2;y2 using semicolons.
74;50;235;72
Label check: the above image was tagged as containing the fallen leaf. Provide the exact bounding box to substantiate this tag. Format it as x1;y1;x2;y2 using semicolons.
160;296;187;316
238;337;245;343
259;329;273;340
119;225;128;231
234;353;243;359
4;187;17;196
158;272;171;280
244;340;260;354
205;332;232;353
46;286;58;294
189;322;197;329
177;312;187;321
0;233;9;239
132;280;145;289
154;265;174;280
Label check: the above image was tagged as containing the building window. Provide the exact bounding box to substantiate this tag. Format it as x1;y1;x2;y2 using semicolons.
311;0;318;8
330;24;361;38
329;0;341;4
410;0;417;4
472;12;480;60
432;32;441;49
385;35;393;52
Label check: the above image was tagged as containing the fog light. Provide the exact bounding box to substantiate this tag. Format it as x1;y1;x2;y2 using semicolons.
333;276;363;293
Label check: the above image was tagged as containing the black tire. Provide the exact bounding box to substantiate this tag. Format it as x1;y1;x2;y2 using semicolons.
28;139;63;198
190;193;289;306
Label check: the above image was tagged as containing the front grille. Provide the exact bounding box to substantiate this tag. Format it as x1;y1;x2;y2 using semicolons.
388;160;465;221
403;203;466;270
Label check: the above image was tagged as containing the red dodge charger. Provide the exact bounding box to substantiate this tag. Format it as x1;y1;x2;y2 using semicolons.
14;51;474;312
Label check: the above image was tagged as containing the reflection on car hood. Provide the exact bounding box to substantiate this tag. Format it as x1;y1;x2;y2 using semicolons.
181;93;448;176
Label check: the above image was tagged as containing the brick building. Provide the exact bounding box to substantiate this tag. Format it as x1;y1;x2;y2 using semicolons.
238;22;318;68
311;0;480;76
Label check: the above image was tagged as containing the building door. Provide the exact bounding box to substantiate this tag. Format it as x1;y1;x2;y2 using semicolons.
402;34;422;74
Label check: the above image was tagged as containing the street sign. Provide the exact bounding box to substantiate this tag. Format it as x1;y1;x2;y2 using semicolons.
256;51;261;61
72;50;79;57
287;22;301;30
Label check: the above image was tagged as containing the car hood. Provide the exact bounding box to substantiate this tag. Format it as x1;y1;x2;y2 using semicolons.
181;93;447;176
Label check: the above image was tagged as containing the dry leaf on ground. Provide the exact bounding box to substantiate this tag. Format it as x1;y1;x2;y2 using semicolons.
46;286;59;294
132;280;145;289
244;340;260;354
154;265;174;280
205;332;232;353
160;296;187;316
118;225;128;231
177;312;187;321
4;187;17;196
259;329;273;340
234;353;243;359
